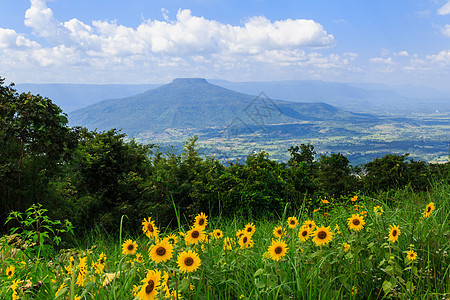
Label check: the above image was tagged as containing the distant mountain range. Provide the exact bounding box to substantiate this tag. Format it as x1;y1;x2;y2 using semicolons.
69;78;372;136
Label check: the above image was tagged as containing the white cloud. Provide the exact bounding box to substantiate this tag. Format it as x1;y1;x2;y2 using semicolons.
0;28;40;48
437;1;450;15
442;24;450;37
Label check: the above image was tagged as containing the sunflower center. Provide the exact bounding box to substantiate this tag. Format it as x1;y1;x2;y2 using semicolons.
128;244;134;251
290;220;295;225
277;230;282;235
302;231;308;237
275;246;283;254
147;224;154;232
247;228;252;233
156;246;166;256
427;206;431;212
184;257;194;266
318;231;327;239
243;236;248;243
199;219;205;226
392;230;397;236
353;219;360;226
7;271;12;276
191;231;199;238
145;280;154;294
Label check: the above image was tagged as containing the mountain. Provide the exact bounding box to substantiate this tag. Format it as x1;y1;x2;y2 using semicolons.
69;78;371;137
15;83;160;113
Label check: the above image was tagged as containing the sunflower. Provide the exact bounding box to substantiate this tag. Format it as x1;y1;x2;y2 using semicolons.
149;240;173;263
177;250;201;273
223;237;233;250
213;229;224;239
6;265;15;278
137;269;161;300
239;233;254;249
303;220;316;230
244;223;256;236
350;195;358;202
122;239;138;255
347;214;365;231
163;234;178;245
312;225;333;246
267;239;289;261
298;226;311;242
194;212;208;228
373;206;384;216
343;243;351;252
406;250;418;261
287;216;298;229
236;229;245;238
142;217;159;239
273;226;283;238
185;227;205;245
424;202;435;218
388;224;400;243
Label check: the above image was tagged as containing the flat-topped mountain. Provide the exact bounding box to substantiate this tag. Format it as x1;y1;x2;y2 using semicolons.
69;78;371;136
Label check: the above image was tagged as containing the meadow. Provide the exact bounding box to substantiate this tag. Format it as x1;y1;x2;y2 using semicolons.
1;182;449;300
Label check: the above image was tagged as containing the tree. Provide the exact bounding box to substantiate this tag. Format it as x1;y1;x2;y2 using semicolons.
0;77;77;216
316;152;357;197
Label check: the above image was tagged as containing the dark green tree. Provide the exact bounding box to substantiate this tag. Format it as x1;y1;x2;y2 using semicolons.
316;152;357;197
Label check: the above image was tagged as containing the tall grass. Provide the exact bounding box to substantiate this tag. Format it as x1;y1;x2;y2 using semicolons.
1;182;449;299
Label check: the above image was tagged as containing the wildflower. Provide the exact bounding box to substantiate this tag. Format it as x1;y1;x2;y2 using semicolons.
352;285;358;295
194;212;208;229
388;224;400;243
267;239;289;261
321;199;330;204
213;229;223;239
287;216;298;228
177;250;201;273
312;225;333;246
424;202;435;218
137;269;161;300
122;239;138;255
55;283;66;297
142;217;159;239
149;239;173;263
313;208;320;213
74;295;81;300
6;265;15;278
223;237;233;250
335;224;342;234
103;271;121;286
298;226;311;242
239;233;254;249
11;279;20;300
135;253;145;264
185;227;205;245
303;220;316;230
164;234;178;245
373;206;384;216
406;250;418;261
347;214;365;231
162;271;170;297
244;223;256;236
65;256;74;276
343;243;351;252
351;195;358;202
324;212;329;218
76;257;88;287
236;229;245;238
273;225;283;238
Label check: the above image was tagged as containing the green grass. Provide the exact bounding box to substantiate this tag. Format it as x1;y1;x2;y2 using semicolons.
1;182;449;299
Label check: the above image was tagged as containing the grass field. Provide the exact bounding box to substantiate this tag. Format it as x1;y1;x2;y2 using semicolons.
1;182;449;299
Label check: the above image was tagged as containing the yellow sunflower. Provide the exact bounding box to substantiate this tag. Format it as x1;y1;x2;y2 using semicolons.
185;227;205;245
244;223;256;236
273;225;283;238
303;220;316;230
194;212;208;228
343;243;351;252
163;234;178;245
424;202;435;218
236;229;245;238
137;269;161;300
149;240;173;263
6;265;15;278
223;237;233;250
373;206;384;216
177;250;201;273
347;214;365;231
239;233;254;249
406;250;418;261
267;239;289;261
142;217;159;239
213;229;224;239
122;239;138;255
287;216;298;229
388;224;400;243
312;225;333;246
298;226;311;242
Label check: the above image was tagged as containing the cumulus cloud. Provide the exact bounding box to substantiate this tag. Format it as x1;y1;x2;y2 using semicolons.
442;24;450;37
0;28;40;48
437;1;450;15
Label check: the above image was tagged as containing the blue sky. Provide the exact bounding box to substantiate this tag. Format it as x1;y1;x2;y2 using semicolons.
1;0;450;89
